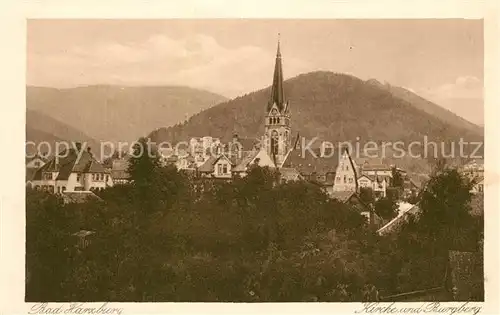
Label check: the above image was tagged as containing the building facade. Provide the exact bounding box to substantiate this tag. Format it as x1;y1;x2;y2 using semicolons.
30;146;113;193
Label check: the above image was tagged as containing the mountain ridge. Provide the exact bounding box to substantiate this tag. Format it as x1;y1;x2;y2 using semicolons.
26;85;228;144
149;71;483;147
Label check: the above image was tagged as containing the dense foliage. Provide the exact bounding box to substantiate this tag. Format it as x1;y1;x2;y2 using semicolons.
26;149;483;302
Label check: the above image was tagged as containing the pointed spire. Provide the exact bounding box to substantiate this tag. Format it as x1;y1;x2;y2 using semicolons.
268;34;285;112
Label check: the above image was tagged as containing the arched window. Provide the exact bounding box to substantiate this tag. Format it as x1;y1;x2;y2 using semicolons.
277;117;280;124
271;130;279;156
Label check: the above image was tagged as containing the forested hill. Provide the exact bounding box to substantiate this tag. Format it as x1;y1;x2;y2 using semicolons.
149;71;483;147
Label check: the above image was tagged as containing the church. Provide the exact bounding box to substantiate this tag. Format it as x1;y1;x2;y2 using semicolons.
196;38;369;200
197;38;292;179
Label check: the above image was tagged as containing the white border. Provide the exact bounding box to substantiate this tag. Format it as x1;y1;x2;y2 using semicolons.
1;0;499;314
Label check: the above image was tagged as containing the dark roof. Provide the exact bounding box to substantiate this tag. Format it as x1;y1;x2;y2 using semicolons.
361;174;391;183
282;147;344;175
361;164;392;171
198;156;218;173
330;191;356;203
62;191;102;204
26;168;37;181
26;154;48;164
268;39;286;112
33;149;108;181
232;151;260;172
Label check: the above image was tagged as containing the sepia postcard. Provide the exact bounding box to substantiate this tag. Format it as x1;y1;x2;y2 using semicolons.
1;1;500;314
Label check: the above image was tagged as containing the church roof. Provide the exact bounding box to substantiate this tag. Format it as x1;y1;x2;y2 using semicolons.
267;37;287;113
281;146;348;175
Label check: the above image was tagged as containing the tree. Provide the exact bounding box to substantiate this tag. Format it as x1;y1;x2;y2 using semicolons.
128;137;161;187
359;187;375;205
391;167;404;188
419;167;475;248
374;196;398;221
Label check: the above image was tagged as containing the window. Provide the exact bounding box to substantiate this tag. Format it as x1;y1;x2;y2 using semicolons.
349;178;353;184
218;164;223;174
479;184;483;192
277;118;280;124
62;186;66;192
34;161;40;167
222;164;228;174
344;175;347;183
336;176;341;182
346;165;349;171
77;173;81;181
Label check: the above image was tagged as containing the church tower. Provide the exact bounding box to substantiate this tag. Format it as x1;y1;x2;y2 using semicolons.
264;36;291;167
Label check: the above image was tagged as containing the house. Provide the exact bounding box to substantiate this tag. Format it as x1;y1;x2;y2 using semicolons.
198;154;234;179
470;177;484;194
282;148;356;194
30;144;113;193
198;148;276;179
26;154;48;169
460;159;484;180
357;174;390;198
359;162;393;179
189;136;221;167
402;177;421;199
329;190;383;230
332;149;359;192
26;154;49;188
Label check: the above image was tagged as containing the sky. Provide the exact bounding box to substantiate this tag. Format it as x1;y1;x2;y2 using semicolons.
27;19;484;125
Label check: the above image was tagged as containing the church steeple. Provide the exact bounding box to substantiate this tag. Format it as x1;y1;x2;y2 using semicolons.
263;35;291;168
268;34;285;112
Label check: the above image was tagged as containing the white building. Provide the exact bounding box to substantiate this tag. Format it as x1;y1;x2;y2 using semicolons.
30;146;113;193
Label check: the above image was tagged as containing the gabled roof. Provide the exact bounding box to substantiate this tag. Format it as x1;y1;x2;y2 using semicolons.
362;174;391;183
198;156;217;173
281;147;345;175
26;154;48;164
232;150;260;172
330;191;356;203
33;148;108;181
197;154;233;173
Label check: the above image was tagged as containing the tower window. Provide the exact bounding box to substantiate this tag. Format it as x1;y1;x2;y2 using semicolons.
271;130;279;156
